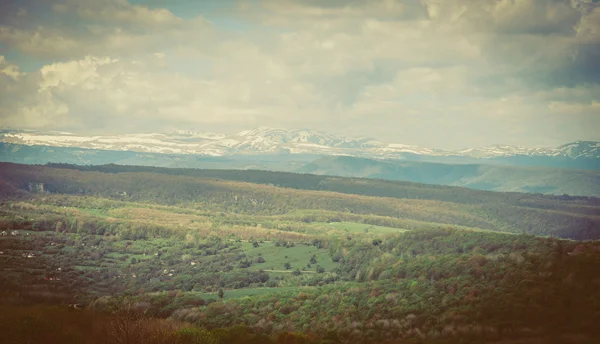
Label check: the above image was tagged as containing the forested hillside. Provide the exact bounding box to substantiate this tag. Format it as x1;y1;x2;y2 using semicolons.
3;163;600;240
1;162;600;343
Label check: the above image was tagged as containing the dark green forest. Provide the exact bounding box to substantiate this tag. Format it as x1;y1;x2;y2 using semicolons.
1;162;600;343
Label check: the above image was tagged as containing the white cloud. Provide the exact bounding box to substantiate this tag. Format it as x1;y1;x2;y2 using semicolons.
39;56;117;91
0;57;70;130
0;56;23;80
0;0;599;148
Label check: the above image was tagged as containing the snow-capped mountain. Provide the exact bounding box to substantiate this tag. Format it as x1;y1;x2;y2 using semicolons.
453;145;557;158
224;127;386;154
1;128;599;162
556;141;600;159
452;142;600;160
1;132;211;155
169;130;226;140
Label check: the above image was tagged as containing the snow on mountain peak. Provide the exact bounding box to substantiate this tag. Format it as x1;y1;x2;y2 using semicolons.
556;141;600;159
1;128;597;160
233;127;346;147
170;130;226;139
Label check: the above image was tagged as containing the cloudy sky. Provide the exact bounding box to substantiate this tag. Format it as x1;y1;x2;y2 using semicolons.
0;0;599;149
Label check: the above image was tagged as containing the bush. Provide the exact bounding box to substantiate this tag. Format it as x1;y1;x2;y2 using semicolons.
173;328;219;344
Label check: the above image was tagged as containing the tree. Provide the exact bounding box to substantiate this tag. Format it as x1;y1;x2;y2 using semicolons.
284;262;291;270
103;301;149;344
252;241;259;248
292;269;301;276
218;288;224;299
310;255;317;264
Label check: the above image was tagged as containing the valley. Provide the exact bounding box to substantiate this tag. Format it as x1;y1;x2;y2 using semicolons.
4;0;600;342
1;162;600;343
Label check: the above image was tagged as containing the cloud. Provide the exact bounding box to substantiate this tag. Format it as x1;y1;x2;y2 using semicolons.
53;0;184;27
0;56;69;129
0;56;23;80
0;0;599;148
0;0;212;60
423;0;600;88
257;0;429;22
0;52;332;134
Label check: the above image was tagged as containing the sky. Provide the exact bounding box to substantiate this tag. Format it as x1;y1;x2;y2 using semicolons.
0;0;599;150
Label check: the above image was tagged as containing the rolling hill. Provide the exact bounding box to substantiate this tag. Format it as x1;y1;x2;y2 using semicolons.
2;162;600;343
1;162;599;240
297;156;600;197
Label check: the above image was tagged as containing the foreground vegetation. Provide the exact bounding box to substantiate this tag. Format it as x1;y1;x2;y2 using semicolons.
0;305;329;344
1;163;600;343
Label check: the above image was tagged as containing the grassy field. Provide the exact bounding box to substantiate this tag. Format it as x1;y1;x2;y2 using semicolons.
239;242;338;273
193;286;318;300
315;221;408;234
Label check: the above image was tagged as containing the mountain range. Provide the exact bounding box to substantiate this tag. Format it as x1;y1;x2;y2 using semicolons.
2;127;599;163
1;127;600;197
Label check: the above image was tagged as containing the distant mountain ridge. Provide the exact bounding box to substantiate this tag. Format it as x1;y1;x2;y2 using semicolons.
1;141;600;197
2;127;598;163
297;155;600;197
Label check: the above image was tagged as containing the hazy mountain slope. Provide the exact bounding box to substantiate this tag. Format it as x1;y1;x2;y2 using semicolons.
4;141;599;197
0;142;314;171
297;156;600;197
464;164;600;195
484;154;600;170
